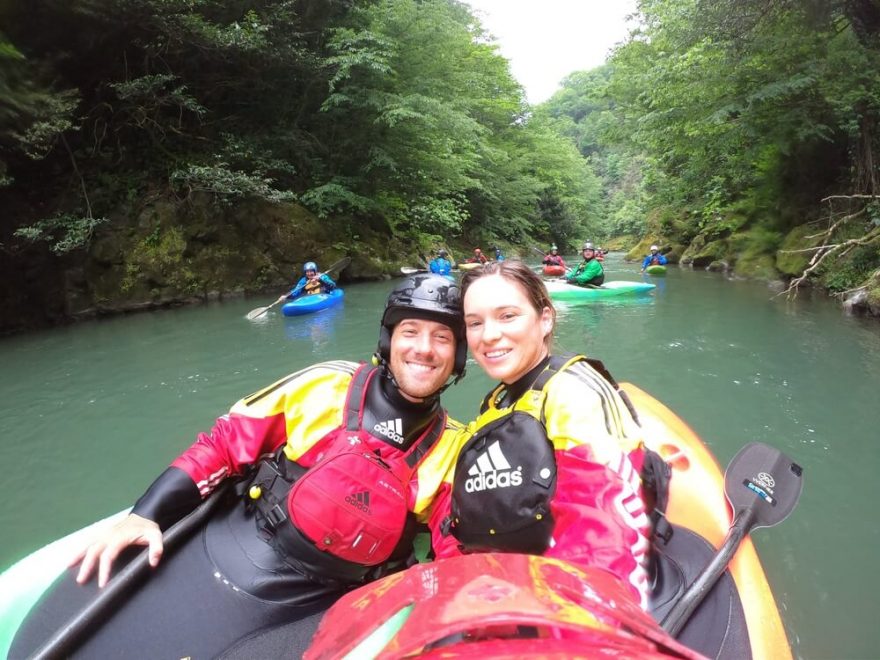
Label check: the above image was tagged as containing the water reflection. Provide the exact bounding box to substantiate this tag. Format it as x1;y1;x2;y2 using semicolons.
283;304;343;348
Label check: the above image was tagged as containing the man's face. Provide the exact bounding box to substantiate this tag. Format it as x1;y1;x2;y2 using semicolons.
583;249;595;259
389;318;456;402
305;269;317;280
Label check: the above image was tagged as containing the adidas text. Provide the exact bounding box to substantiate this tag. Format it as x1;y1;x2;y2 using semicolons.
373;419;405;444
345;492;371;513
465;468;523;493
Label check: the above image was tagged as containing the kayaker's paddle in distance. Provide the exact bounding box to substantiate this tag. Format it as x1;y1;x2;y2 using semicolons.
531;245;548;259
661;442;803;637
400;266;427;276
246;256;351;321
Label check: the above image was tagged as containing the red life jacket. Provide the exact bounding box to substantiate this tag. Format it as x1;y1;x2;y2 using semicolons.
246;365;446;585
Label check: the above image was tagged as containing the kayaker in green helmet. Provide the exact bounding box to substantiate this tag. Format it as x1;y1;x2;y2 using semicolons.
566;241;605;287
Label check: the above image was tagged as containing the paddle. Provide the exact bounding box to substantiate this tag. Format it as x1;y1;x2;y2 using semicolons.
246;256;351;320
29;484;231;660
400;266;427;276
531;245;549;259
661;442;803;637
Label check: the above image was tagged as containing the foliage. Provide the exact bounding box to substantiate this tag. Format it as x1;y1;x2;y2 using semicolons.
13;214;108;254
536;0;880;297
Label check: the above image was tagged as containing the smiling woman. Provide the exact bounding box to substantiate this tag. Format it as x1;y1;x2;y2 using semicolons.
433;260;652;609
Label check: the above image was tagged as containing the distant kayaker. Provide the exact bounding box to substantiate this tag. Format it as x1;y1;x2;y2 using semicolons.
566;242;605;287
467;247;489;264
12;275;467;659
493;246;505;261
442;260;651;608
595;246;606;262
641;245;667;272
542;245;567;269
277;261;336;303
429;249;452;276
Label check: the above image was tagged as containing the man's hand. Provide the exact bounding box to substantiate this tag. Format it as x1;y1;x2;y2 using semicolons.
70;513;163;588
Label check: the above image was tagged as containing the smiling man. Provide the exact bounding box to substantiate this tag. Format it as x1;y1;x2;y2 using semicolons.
12;275;467;659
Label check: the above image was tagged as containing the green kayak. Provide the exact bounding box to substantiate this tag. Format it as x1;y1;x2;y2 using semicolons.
646;265;667;275
545;280;656;300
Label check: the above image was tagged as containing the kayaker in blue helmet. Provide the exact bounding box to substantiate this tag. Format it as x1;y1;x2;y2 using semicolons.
277;260;337;303
11;275;468;659
493;246;505;261
429;249;452;276
566;241;605;287
641;245;668;272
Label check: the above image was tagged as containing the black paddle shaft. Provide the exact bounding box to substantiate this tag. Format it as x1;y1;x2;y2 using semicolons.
661;442;803;637
28;485;230;660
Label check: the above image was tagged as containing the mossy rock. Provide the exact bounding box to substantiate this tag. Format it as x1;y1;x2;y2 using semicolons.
733;253;778;280
626;237;668;262
683;238;729;268
776;224;822;276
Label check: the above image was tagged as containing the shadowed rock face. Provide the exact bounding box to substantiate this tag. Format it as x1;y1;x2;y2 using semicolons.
0;197;409;335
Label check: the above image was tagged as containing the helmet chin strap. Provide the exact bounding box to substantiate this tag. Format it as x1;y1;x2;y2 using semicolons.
372;352;458;402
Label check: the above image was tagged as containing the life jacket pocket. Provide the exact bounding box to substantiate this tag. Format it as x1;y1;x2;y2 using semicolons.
288;451;408;566
451;412;557;554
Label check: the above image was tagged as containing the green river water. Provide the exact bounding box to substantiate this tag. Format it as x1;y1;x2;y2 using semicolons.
1;254;878;658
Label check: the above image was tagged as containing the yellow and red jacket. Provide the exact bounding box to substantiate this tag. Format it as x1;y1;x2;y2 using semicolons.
433;355;651;608
170;361;463;537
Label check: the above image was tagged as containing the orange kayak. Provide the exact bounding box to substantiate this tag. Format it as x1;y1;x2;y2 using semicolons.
624;383;791;660
305;385;794;659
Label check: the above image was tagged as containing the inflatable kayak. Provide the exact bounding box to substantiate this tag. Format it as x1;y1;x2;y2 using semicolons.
304;384;799;660
545;279;656;300
0;387;798;660
542;264;566;277
646;265;668;275
281;288;344;316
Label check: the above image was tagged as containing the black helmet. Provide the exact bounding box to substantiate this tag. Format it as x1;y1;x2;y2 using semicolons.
376;274;466;380
438;249;448;258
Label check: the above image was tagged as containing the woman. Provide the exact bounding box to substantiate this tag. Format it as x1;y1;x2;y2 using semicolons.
433;260;650;608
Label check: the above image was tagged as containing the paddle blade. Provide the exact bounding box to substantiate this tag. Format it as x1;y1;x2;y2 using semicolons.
246;304;274;320
724;442;804;531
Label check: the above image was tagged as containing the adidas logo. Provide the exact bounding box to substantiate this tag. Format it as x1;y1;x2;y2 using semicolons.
345;490;371;513
465;441;523;493
373;418;405;444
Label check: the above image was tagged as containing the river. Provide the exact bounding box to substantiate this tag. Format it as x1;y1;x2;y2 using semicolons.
1;253;878;658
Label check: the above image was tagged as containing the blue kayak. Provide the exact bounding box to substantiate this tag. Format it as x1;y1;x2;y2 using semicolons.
281;289;344;316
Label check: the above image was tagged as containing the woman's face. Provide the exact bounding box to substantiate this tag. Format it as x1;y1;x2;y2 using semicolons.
464;274;553;384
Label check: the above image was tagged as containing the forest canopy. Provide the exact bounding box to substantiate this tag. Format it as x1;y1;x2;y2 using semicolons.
0;0;600;257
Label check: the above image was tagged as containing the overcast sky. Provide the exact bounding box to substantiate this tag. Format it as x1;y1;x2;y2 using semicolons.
464;0;638;104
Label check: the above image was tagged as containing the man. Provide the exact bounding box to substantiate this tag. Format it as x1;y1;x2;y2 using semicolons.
12;275;467;659
277;260;336;303
542;245;566;269
468;247;489;264
429;249;452;276
567;242;605;287
641;245;668;271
